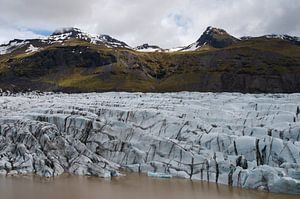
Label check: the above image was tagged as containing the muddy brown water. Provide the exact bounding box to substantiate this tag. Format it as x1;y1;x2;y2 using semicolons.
0;173;298;199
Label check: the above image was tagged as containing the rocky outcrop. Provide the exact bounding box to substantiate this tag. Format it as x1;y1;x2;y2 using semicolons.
0;92;299;194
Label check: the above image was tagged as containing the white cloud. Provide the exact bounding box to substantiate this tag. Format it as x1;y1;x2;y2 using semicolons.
0;0;299;48
0;23;44;44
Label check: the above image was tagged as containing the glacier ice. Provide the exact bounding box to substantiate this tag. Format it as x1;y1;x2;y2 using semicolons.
0;92;299;194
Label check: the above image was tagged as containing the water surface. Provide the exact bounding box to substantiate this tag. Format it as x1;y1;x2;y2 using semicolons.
0;173;298;199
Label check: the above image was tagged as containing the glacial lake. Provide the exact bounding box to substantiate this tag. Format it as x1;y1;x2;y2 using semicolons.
0;173;298;199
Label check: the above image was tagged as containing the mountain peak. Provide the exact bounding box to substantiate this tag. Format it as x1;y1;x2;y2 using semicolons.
51;27;82;36
204;26;228;35
47;27;130;48
179;26;239;51
196;26;239;48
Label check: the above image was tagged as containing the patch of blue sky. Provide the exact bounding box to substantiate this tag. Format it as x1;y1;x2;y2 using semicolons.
28;28;52;36
168;13;192;30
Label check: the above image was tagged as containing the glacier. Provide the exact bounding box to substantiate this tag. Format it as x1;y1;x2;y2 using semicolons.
0;92;299;194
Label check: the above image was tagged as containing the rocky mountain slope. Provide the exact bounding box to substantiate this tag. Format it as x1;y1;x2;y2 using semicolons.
0;27;300;93
180;26;240;51
0;92;299;194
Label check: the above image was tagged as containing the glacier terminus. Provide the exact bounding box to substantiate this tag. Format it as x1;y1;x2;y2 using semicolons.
0;92;299;194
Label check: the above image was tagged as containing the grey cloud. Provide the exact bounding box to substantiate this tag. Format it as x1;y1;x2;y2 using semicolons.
0;0;299;48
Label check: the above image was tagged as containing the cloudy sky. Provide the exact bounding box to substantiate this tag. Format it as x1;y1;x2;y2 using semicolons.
0;0;299;48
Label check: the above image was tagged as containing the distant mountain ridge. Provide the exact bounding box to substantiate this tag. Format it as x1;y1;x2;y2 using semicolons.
0;26;300;93
1;26;299;55
241;34;300;46
0;27;131;56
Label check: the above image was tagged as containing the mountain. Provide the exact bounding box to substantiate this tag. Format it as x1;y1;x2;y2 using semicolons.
241;34;300;46
49;27;130;48
0;27;130;56
180;26;239;51
0;26;300;93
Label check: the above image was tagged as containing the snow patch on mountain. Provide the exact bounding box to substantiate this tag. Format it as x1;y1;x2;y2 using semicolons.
134;44;164;52
25;44;39;53
47;28;131;49
165;46;184;52
0;40;29;55
241;34;300;44
265;34;299;41
0;46;8;55
179;42;208;52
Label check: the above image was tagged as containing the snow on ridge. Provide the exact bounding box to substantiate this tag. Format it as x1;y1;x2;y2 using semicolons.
47;28;131;48
134;44;164;52
242;34;300;43
176;42;208;52
133;42;207;53
179;42;199;52
0;45;8;55
0;40;29;55
165;46;185;52
135;48;161;52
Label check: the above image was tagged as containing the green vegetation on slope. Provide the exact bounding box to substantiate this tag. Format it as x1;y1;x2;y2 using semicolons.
0;38;300;93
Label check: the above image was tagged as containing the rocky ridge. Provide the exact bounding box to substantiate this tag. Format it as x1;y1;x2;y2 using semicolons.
0;27;130;56
241;34;300;46
1;26;299;55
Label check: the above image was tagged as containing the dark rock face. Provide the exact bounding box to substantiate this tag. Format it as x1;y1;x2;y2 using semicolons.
196;26;239;48
219;73;300;93
10;46;117;78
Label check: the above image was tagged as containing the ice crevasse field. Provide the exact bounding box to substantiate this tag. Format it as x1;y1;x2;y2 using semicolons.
0;92;299;195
